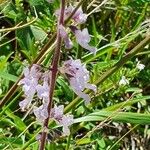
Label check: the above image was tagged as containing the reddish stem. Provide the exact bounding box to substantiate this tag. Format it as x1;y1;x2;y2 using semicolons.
39;1;65;150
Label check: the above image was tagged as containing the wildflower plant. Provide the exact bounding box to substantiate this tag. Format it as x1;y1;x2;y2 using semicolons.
0;0;150;150
16;0;97;149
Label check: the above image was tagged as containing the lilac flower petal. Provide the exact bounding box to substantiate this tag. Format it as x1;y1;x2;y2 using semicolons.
19;96;33;111
55;6;86;24
73;89;91;104
51;105;64;121
72;7;87;24
23;67;30;77
30;64;41;78
59;25;73;49
18;65;42;110
73;13;87;24
64;38;73;49
50;105;74;136
70;78;84;91
60;115;74;136
70;78;91;104
85;83;97;93
33;104;48;123
19;99;29;111
74;28;97;54
59;25;68;39
81;44;97;55
36;83;49;102
65;5;73;16
75;28;91;43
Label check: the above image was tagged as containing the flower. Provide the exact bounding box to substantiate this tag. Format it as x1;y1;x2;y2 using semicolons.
18;65;41;111
59;59;97;104
55;6;87;24
19;96;32;111
33;104;48;123
72;7;87;24
51;105;74;136
136;61;145;71
70;26;97;54
51;105;64;121
59;25;73;49
36;71;50;103
119;76;129;86
59;115;74;136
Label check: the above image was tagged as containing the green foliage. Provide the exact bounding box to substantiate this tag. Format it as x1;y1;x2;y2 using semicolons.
0;0;150;149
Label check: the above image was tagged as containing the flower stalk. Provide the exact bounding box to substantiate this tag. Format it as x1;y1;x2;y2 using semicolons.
0;0;85;109
39;0;65;149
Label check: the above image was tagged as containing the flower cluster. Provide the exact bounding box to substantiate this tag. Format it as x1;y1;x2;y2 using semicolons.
59;59;97;104
57;5;97;54
18;65;42;111
19;65;74;135
18;65;50;123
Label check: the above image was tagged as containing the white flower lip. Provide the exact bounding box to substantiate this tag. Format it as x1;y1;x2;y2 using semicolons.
136;61;145;71
119;76;129;86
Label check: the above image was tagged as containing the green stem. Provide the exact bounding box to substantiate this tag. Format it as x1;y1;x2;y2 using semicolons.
65;134;71;150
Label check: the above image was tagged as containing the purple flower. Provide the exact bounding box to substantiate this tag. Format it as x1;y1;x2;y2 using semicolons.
55;6;87;24
33;104;48;123
59;59;97;104
51;105;64;121
74;28;97;54
18;65;41;111
51;105;74;136
18;65;40;95
59;115;74;136
36;71;50;103
72;7;87;24
59;25;73;49
19;96;32;111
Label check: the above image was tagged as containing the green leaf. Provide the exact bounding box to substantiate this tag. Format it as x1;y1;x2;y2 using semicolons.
104;96;150;111
30;25;47;42
0;72;18;82
76;137;91;145
5;109;27;132
74;111;150;125
0;136;22;148
57;77;74;101
82;45;114;63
